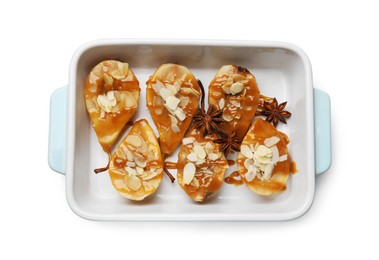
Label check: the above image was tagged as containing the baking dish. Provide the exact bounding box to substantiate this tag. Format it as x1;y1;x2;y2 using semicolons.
48;39;331;221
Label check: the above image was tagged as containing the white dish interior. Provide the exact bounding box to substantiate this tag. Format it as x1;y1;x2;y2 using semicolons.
66;40;315;221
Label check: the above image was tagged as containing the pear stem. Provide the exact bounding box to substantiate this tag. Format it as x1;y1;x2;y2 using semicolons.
94;153;111;174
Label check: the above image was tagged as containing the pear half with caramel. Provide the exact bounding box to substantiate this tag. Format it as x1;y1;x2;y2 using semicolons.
208;65;260;140
84;60;140;154
109;119;163;201
176;128;229;202
146;64;201;156
237;118;291;196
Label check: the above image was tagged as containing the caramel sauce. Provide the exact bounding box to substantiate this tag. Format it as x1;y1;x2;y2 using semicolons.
224;171;243;186
164;161;177;170
290;161;298;174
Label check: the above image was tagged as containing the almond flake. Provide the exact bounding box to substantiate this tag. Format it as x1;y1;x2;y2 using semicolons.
230;82;244;95
218;98;225;109
245;165;256;182
173;81;181;92
136;167;144;175
166;96;180;110
208;153;219;161
165;83;178;95
222;85;231;94
193;144;206;159
183;162;196;185
262;163;274;181
182;137;195;145
256;145;272;157
186;152;198;162
255;155;272;164
240;145;253;159
171;124;180;133
222;113;233;122
126;135;142;147
191;177;200;188
152;80;165;94
229;100;241;107
159;88;173;101
126;161;136;168
134;155;147;168
270;145;280;164
125;174;142;190
264;136;280;147
179;96;190;108
244;158;253;169
174;107;186;121
125;166;137;175
279;154;288;162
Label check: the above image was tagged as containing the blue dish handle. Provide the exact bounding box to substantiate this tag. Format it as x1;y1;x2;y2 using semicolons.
313;88;332;175
48;86;68;175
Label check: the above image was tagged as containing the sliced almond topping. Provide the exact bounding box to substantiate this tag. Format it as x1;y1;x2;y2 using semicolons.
174;107;186;121
165;83;178;95
240;145;253;159
270;145;280;164
103;73;114;86
124;93;137;108
230;82;244;95
255;155;272;164
134;155;147;168
179;96;190;108
279;154;288;162
152;80;165;94
262;163;274;181
264;136;280;147
213;166;221;173
171;124;180;133
155;108;163;115
125;166;137;175
256;145;272;157
187;152;198;162
136;167;144;175
183;162;196;185
173;81;181;92
126;135;142;147
222;85;231;94
245;165;257;182
126;161;136;168
222;113;233;122
229;100;241;107
193;144;206;159
204;142;214;154
125;174;142;191
182;137;195;145
218;98;225;109
166;96;181;110
244;158;253;169
159;88;173;101
208;153;219;161
169;114;178;125
191;177;200;188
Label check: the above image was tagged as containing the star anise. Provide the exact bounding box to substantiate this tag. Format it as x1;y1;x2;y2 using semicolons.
258;97;292;127
214;131;242;156
192;80;224;137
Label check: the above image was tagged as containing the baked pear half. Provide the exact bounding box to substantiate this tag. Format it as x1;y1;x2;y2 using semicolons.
237;118;291;196
176;128;229;202
84;60;140;153
146;64;201;156
208;65;260;139
108;119;163;201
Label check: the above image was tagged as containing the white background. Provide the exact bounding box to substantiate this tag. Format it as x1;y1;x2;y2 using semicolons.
0;0;377;259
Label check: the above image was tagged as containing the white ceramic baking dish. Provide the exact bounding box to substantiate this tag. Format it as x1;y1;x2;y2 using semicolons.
48;39;331;221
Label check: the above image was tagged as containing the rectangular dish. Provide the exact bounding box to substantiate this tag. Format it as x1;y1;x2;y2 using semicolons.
48;39;331;221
